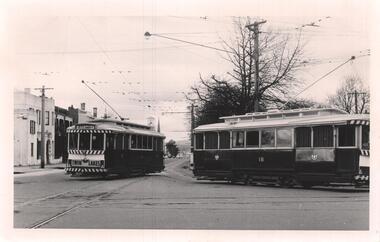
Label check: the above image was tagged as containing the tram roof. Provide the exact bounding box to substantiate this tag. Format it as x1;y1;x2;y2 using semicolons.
67;119;165;137
194;113;370;132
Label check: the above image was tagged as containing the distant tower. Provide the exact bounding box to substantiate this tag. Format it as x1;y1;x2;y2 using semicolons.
157;118;161;132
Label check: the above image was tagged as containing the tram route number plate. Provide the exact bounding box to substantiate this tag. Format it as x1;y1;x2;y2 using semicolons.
72;160;101;166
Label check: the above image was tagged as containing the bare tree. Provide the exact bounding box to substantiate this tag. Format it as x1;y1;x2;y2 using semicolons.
327;75;369;114
189;17;305;125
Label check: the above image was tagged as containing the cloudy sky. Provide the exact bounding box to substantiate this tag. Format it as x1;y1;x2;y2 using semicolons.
2;0;374;141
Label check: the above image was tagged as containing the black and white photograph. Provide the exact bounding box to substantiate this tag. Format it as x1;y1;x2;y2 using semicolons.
1;0;379;241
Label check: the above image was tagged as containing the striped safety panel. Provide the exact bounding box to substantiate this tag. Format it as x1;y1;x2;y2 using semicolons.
348;120;369;126
360;149;370;156
67;129;112;133
65;167;107;173
68;150;105;155
354;175;369;181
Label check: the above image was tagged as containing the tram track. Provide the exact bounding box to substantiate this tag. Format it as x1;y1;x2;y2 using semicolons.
28;177;147;229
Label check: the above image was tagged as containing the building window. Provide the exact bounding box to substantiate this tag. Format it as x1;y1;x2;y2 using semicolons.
31;143;34;157
261;129;275;147
362;125;369;150
232;131;245;148
79;133;90;150
92;133;104;150
30;120;36;134
313;126;333;147
296;127;311;147
219;131;230;149
45;111;50;125
36;110;41;125
52;112;55;126
205;132;218;149
276;128;292;147
246;130;259;147
338;125;356;147
195;133;204;149
69;133;78;149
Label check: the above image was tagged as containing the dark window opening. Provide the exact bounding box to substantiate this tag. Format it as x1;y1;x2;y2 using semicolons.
296;127;311;147
69;133;78;149
31;143;34;157
219;131;230;149
195;133;204;149
261;129;275;147
116;134;123;150
246;130;259;147
131;135;137;149
30;120;36;134
123;135;129;150
137;135;143;149
232;131;244;148
92;133;104;150
338;125;356;147
205;132;218;149
79;133;90;150
142;136;148;149
362;125;370;150
106;134;115;150
152;137;157;150
157;138;163;151
148;136;152;149
313;126;333;147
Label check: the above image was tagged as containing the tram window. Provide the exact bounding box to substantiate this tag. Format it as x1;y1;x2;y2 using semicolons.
79;133;91;150
69;133;78;149
232;131;245;148
338;125;355;147
362;125;370;150
261;129;275;147
313;126;333;147
195;133;204;149
276;128;292;147
152;137;157;150
116;134;123;150
246;130;259;147
205;132;218;149
142;136;148;149
137;135;143;149
131;135;137;149
92;133;104;150
123;135;129;150
295;127;311;147
105;134;114;150
148;136;153;149
219;131;230;149
157;138;163;151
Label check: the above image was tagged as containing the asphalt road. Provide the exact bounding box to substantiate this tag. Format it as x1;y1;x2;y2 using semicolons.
14;158;369;230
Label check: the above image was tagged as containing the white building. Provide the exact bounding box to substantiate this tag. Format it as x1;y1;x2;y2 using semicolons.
14;88;56;166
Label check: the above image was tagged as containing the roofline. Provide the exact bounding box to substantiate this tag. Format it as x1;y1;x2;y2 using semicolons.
219;108;347;120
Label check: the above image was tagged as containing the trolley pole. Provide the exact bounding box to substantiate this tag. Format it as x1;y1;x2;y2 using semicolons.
246;20;266;112
34;85;53;168
190;103;195;152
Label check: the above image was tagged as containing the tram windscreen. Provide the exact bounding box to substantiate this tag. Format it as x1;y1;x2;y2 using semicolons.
338;125;355;147
69;133;78;149
92;133;104;150
362;125;369;149
79;133;91;150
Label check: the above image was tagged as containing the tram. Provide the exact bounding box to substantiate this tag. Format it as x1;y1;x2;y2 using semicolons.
65;118;165;177
192;108;370;187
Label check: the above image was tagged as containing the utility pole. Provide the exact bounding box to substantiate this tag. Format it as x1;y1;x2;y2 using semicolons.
190;104;195;152
348;90;367;114
246;20;266;112
34;85;53;168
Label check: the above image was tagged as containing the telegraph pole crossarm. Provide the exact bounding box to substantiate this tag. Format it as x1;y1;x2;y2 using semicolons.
34;85;54;168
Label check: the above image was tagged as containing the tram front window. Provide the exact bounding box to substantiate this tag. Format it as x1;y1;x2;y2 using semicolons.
92;133;104;150
69;133;78;149
79;133;91;150
362;125;370;149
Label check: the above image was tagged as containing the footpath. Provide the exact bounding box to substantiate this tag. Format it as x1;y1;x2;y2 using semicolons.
14;162;66;175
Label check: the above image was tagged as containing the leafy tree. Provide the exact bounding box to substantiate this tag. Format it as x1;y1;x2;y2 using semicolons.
165;140;179;158
327;75;369;114
189;17;304;125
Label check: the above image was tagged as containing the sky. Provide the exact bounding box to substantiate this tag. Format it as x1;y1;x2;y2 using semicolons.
2;0;373;141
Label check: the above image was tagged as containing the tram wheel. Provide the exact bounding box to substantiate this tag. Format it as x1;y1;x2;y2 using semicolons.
278;176;295;188
300;182;314;189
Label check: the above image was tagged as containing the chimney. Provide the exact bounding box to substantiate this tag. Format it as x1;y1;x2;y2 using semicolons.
93;107;97;118
80;103;86;111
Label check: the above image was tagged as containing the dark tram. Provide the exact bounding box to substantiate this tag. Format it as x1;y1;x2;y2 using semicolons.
191;108;370;188
65;118;165;177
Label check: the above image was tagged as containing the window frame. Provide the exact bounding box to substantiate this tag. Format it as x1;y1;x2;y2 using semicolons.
194;133;204;150
91;133;105;150
261;129;276;148
276;127;293;148
312;125;334;148
218;131;231;150
204;131;218;150
337;125;357;148
232;130;245;149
